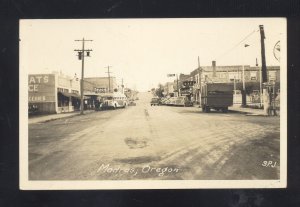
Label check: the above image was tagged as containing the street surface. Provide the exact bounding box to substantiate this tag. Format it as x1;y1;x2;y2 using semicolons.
29;92;280;180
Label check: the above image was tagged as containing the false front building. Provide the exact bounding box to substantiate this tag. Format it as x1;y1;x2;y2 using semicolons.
28;72;81;114
28;72;120;114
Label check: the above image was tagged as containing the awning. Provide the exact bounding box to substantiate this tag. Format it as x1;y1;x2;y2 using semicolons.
58;91;81;99
84;92;98;96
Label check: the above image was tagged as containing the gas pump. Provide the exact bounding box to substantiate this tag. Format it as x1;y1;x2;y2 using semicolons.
263;82;277;116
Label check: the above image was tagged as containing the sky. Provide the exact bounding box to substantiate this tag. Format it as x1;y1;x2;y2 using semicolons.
20;18;285;92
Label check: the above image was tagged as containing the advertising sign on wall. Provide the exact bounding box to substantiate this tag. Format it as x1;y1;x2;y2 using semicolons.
28;74;56;102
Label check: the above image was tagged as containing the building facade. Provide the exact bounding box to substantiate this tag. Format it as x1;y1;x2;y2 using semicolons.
84;77;117;94
177;61;280;104
28;73;120;114
28;72;81;114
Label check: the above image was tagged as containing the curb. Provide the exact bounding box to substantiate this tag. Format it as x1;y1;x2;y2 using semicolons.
29;110;96;124
229;108;266;116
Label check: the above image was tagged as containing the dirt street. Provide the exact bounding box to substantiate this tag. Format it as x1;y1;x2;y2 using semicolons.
29;92;280;180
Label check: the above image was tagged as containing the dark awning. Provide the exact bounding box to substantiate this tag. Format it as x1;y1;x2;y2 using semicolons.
58;91;81;99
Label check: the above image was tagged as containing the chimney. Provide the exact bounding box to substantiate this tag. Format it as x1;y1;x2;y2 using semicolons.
212;60;216;77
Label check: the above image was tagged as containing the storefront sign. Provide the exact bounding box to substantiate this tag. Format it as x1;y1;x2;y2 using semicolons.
94;87;107;93
183;81;196;87
28;74;56;102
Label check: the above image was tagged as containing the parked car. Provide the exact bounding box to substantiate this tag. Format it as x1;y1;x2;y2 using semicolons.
98;92;128;110
128;101;137;106
150;97;161;106
161;98;169;105
173;96;193;107
167;97;177;106
164;98;172;106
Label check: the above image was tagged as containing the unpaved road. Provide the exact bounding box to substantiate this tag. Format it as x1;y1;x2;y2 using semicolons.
29;92;280;180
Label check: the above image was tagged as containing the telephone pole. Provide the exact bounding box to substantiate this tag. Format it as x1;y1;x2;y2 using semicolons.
74;38;93;115
242;44;250;107
259;25;270;115
122;78;124;94
176;74;179;97
198;56;202;105
259;25;267;83
105;66;112;93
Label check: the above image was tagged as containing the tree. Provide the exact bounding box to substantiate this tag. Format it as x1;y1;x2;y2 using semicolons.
155;83;164;97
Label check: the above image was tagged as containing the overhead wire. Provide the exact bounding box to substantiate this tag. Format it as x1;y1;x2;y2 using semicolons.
215;29;259;62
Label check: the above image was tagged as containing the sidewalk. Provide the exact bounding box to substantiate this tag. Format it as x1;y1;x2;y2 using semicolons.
229;104;266;116
29;110;95;124
193;104;266;116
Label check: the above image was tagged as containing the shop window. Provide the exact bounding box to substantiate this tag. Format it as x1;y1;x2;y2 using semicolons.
250;71;257;80
219;73;226;78
228;72;240;82
268;71;276;81
57;87;69;93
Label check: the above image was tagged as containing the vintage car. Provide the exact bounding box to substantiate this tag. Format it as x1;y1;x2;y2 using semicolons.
150;97;161;106
98;92;128;110
160;98;169;105
173;96;193;107
167;97;177;106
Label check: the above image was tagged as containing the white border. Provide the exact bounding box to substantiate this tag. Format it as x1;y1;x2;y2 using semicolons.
20;18;287;190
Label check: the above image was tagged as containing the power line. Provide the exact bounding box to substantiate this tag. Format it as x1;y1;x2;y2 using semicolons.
215;29;258;61
105;66;113;93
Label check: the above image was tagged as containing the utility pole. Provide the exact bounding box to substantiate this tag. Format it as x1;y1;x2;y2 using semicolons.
242;44;250;107
259;25;268;83
74;38;93;115
259;25;270;115
256;58;263;108
122;78;124;94
176;74;179;97
198;56;202;105
105;66;112;93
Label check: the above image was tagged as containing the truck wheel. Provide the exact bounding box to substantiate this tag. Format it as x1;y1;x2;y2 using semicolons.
203;106;209;113
222;107;228;113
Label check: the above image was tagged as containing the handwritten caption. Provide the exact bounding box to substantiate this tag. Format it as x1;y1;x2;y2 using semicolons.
96;164;180;177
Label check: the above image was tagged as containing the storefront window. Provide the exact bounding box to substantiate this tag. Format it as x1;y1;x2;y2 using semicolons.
250;71;257;80
268;71;276;81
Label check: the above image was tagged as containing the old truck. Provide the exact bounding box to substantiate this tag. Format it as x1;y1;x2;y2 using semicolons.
201;83;234;113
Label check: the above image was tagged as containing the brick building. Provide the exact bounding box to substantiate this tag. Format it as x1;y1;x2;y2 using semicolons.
179;61;280;104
